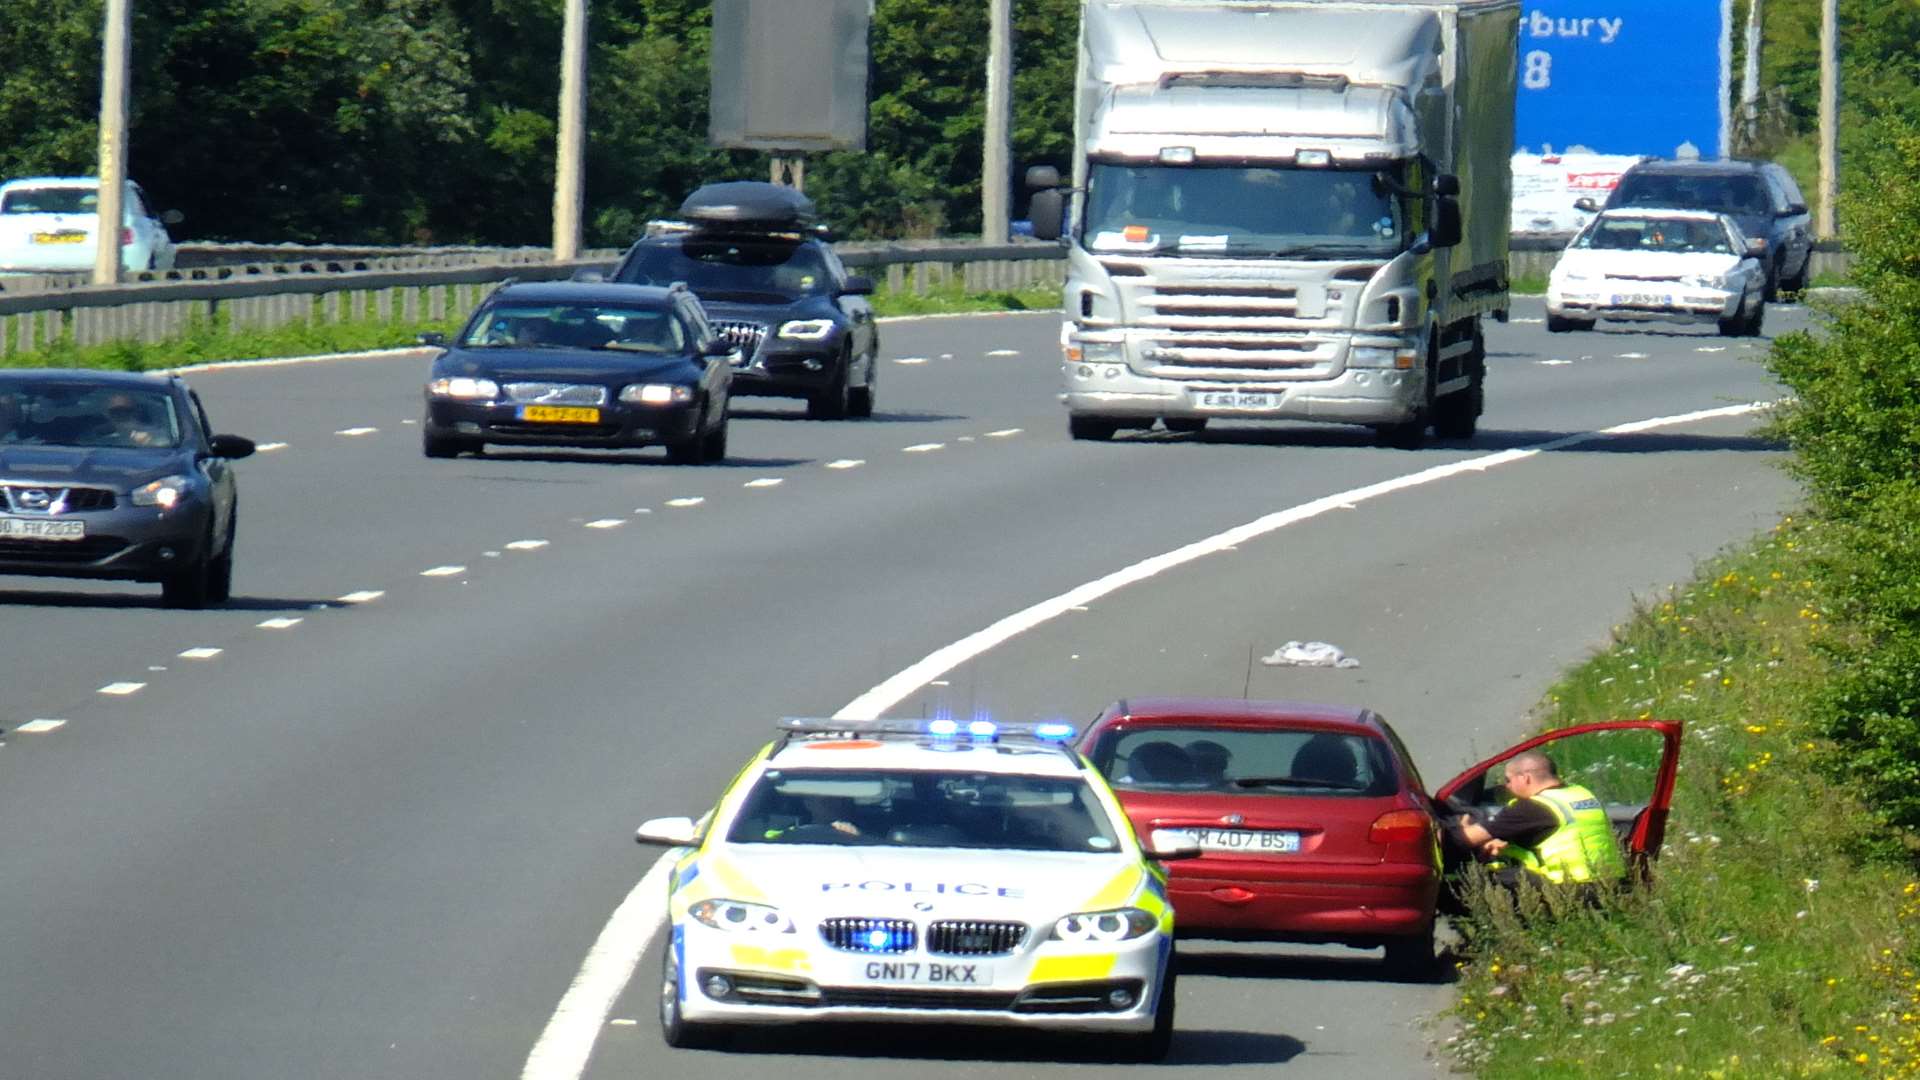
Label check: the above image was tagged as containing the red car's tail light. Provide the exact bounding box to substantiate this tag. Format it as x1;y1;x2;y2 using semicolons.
1368;809;1432;845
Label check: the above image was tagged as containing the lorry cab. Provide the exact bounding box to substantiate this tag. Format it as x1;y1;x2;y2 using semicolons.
1033;0;1518;447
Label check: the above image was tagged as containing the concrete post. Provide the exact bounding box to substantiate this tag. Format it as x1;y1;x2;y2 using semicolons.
93;0;132;284
1816;0;1838;239
553;0;589;262
981;0;1012;244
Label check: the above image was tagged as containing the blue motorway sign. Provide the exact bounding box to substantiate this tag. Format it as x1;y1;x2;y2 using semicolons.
1514;0;1730;159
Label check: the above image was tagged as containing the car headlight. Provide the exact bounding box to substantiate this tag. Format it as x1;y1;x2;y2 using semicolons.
427;376;499;400
687;899;796;933
130;474;192;509
619;383;694;406
1048;907;1158;942
777;319;835;341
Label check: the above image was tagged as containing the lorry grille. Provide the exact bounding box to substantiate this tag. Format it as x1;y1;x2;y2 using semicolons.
820;917;917;953
1126;278;1340;381
926;920;1027;956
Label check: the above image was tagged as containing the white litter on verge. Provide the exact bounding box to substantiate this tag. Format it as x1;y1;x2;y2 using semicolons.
1261;641;1361;668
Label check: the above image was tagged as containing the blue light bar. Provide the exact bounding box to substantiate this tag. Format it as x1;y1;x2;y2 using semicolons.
927;718;960;736
967;720;998;738
1032;722;1076;741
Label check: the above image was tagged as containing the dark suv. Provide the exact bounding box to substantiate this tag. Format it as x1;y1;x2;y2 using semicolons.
611;182;879;420
1582;159;1812;298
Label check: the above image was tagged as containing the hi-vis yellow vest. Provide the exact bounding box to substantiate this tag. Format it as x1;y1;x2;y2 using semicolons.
1503;783;1627;884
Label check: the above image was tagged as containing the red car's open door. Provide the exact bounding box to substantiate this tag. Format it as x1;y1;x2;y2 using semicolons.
1433;720;1684;879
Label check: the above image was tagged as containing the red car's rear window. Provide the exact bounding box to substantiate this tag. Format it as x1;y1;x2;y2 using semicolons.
1085;726;1399;798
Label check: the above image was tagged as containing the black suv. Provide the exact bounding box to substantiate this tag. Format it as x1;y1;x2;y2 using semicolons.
1582;159;1812;298
611;182;880;420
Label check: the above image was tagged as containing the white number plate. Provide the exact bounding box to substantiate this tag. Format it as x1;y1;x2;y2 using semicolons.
1610;293;1671;308
1177;828;1302;854
1196;390;1280;411
859;960;991;985
0;516;85;541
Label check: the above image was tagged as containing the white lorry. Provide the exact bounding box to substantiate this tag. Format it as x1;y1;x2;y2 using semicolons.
1029;0;1518;446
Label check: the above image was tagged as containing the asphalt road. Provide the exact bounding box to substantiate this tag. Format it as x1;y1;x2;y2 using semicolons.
0;300;1800;1080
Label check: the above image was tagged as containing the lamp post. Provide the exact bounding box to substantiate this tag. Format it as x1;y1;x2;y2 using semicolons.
981;0;1012;244
553;0;589;261
93;0;132;284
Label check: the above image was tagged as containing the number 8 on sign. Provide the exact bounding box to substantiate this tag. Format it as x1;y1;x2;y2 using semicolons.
1523;50;1552;90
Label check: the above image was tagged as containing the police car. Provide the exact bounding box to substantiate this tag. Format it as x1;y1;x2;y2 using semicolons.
635;718;1194;1058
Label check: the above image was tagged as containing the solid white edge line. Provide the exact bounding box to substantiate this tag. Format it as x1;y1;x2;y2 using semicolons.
523;398;1773;1079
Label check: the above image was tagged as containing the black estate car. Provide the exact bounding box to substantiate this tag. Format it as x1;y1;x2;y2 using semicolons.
421;282;735;464
0;369;254;608
611;182;880;420
1583;158;1813;298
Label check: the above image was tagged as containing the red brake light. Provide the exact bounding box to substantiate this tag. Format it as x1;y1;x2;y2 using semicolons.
1369;809;1432;845
121;228;132;245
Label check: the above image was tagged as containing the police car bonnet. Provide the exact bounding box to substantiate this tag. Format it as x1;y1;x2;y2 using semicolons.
678;181;816;230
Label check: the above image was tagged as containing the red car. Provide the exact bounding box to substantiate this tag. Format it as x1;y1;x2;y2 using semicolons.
1077;698;1682;979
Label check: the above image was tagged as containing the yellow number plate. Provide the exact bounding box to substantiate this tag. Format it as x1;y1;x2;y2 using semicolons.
32;232;88;245
518;405;601;424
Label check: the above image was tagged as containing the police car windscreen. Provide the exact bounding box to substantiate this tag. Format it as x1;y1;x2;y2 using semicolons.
727;769;1123;853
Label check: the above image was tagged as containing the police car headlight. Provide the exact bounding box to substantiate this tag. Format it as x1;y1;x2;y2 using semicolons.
687;899;796;934
777;319;835;341
1048;907;1157;942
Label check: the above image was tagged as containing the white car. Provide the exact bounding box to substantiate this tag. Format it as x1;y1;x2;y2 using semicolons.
0;177;181;275
1546;208;1767;337
636;718;1190;1059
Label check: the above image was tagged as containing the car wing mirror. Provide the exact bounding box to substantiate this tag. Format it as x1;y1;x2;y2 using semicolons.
1143;828;1202;861
1783;202;1808;216
161;209;185;226
636;815;701;846
702;338;736;357
1029;189;1066;242
1573;196;1599;213
1746;238;1767;257
840;274;876;296
207;434;256;460
417;331;447;347
1025;164;1062;191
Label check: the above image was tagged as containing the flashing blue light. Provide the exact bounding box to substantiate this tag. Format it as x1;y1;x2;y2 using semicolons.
865;928;892;949
926;718;959;737
967;720;998;738
1033;722;1076;741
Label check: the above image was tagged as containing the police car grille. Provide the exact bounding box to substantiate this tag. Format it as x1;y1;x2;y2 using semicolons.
926;920;1026;956
712;321;767;354
818;987;1019;1011
819;917;917;953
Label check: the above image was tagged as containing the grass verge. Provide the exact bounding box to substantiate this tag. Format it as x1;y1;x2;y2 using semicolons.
0;280;1063;373
1445;515;1920;1077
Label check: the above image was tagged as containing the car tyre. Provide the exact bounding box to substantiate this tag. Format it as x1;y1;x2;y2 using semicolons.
423;432;475;458
1545;313;1592;333
1069;414;1118;441
807;351;852;420
702;416;728;462
1163;417;1207;434
206;519;235;604
659;943;728;1050
848;355;876;418
1112;969;1177;1062
1741;301;1767;338
161;553;212;610
1383;923;1440;983
666;408;714;465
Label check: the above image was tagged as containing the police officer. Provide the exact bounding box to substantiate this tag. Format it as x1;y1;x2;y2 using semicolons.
1451;751;1626;889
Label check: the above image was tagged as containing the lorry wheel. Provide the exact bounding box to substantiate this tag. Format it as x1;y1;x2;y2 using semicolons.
1069;415;1118;441
1432;384;1480;440
1373;419;1427;450
1163;417;1207;434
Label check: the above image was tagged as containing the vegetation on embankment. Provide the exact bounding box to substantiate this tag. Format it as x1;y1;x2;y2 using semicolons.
1447;115;1920;1078
0;280;1061;373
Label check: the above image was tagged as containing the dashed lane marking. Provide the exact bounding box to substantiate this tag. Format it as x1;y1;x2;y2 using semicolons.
98;682;145;696
1696;346;1728;353
824;459;865;470
584;519;625;530
665;497;705;508
525;397;1781;1080
984;428;1023;438
1619;352;1649;359
256;442;289;452
257;617;303;630
506;540;549;551
1537;359;1573;366
1512;317;1544;324
337;591;386;604
892;357;929;365
902;443;944;453
17;719;67;733
335;427;378;436
743;478;784;489
178;647;223;660
987;349;1021;357
420;566;466;577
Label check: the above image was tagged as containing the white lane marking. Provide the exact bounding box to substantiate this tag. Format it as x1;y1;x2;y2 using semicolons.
98;682;145;696
402;419;418;425
335;427;378;437
483;551;502;558
665;497;704;508
179;647;223;660
1696;346;1727;353
506;540;549;551
338;591;386;604
1537;359;1573;366
632;508;653;515
520;853;679;1080
987;349;1021;357
958;436;976;443
257;617;303;630
17;719;67;733
608;1019;637;1027
420;566;466;577
148;665;168;672
1619;352;1650;359
825;459;865;470
939;353;954;360
929;680;950;687
893;357;929;365
902;443;944;453
256;442;289;453
985;428;1023;438
157;346;427;375
743;478;784;489
1512;317;1544;324
584;519;625;530
526;398;1777;1080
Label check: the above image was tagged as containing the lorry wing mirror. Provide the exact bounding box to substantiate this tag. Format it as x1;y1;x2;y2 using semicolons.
1433;173;1461;197
1431;197;1463;249
1025;165;1062;191
1029;189;1066;242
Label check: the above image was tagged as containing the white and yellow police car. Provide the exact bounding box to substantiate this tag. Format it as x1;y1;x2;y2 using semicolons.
636;718;1193;1059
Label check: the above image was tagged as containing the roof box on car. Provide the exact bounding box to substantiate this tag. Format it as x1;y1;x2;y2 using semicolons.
678;181;816;230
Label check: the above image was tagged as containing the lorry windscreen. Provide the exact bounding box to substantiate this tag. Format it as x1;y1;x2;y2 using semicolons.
1084;164;1406;257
